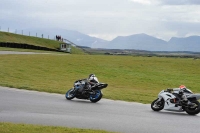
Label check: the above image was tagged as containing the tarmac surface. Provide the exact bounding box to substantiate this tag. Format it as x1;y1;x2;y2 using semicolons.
0;86;200;133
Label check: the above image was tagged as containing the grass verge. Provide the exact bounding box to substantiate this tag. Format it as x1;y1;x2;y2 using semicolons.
0;54;200;103
0;122;115;133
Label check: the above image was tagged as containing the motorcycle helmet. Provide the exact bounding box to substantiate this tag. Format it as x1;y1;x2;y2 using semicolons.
88;74;99;83
179;85;186;95
179;85;186;89
89;74;95;78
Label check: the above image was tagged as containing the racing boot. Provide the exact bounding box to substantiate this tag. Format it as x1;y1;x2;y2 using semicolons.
181;100;188;106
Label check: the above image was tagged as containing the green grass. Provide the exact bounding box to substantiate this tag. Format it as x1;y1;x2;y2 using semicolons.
0;54;200;103
0;122;115;133
0;31;85;54
0;31;61;49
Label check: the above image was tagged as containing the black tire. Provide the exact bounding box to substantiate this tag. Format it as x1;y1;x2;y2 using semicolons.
185;101;200;115
90;90;102;103
151;98;164;111
65;88;76;100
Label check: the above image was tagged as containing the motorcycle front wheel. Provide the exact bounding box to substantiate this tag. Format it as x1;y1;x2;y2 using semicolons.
185;101;200;115
65;88;76;100
90;90;102;103
151;98;164;111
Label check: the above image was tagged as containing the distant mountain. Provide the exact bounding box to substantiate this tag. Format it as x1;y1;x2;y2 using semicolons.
167;36;200;52
106;34;200;52
106;33;168;51
24;28;200;52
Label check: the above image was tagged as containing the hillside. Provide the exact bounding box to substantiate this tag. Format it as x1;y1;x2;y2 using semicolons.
107;33;167;51
167;36;200;51
0;31;85;54
24;28;200;52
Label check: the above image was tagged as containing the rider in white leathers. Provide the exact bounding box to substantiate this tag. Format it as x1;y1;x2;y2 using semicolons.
84;74;99;91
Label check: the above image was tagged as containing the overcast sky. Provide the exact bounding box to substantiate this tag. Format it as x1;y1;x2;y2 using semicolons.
1;0;200;41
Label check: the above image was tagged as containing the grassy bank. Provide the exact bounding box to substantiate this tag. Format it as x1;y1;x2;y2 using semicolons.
0;31;85;54
0;31;61;49
0;54;200;103
0;122;115;133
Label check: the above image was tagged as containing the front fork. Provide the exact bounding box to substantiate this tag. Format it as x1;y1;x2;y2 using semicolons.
154;97;165;108
72;87;78;94
155;97;162;104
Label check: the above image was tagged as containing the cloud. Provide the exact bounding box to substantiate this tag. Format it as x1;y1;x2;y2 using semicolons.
160;0;200;5
129;0;152;5
1;0;200;41
129;0;200;5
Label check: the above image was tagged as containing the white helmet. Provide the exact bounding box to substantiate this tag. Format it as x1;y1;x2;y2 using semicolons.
88;74;99;83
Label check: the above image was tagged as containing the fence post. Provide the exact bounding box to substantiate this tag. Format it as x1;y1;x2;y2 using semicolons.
8;28;9;32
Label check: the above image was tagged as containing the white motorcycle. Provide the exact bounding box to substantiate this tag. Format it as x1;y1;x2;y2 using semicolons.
151;88;200;115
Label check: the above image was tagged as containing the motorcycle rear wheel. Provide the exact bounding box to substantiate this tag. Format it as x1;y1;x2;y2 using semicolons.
90;90;102;103
151;98;164;111
185;101;200;115
65;88;76;100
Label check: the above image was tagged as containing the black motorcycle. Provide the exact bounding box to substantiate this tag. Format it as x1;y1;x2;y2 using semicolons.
65;79;108;103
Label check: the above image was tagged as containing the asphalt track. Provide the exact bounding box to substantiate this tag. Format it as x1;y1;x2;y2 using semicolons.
0;86;200;133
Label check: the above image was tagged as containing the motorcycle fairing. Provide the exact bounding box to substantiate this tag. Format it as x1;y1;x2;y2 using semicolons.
159;92;183;112
91;83;108;90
